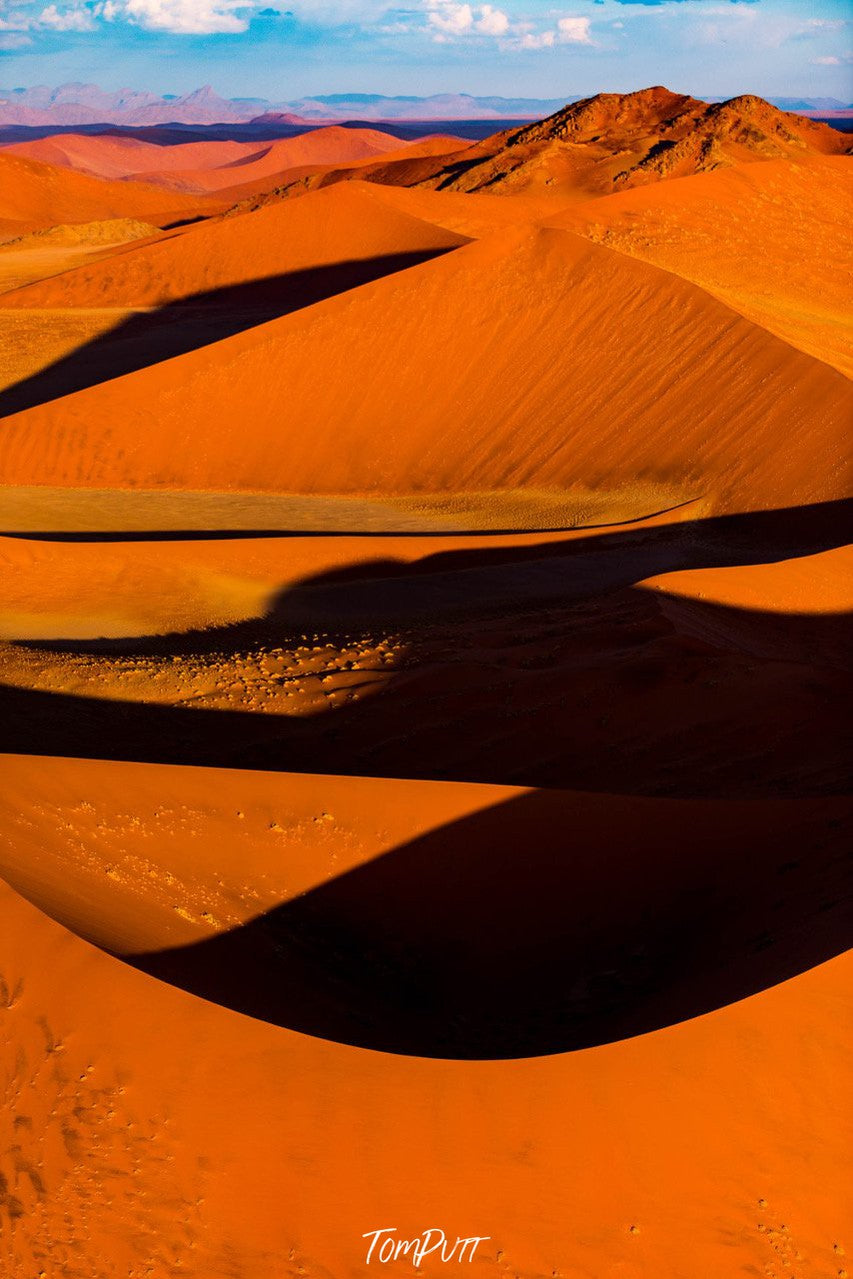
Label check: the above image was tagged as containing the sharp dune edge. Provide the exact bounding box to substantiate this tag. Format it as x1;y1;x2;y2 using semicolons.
0;207;849;511
0;85;851;1279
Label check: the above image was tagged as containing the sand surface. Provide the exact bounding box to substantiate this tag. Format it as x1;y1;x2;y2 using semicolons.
1;91;850;1278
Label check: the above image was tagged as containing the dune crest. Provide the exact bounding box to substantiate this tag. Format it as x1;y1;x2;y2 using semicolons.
1;222;848;512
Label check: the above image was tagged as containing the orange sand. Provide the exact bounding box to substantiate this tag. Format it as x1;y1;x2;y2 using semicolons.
1;217;848;511
0;182;468;310
0;758;850;1277
553;155;853;375
0;151;220;237
1;90;850;1279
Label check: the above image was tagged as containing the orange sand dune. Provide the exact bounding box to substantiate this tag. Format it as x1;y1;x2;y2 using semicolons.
0;506;692;641
552;155;853;375
1;223;849;512
136;125;410;192
1;132;263;180
0;758;850;1276
0;220;161;295
216;133;470;206
342;180;569;238
0;181;468;310
641;543;853;613
0;500;847;798
1;511;848;643
0;151;220;237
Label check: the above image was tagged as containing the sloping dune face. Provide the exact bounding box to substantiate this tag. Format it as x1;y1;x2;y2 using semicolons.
134;125;410;192
0;181;469;310
1;133;262;180
0;152;218;237
554;155;853;376
1;221;848;511
3;874;849;1279
0;770;851;1277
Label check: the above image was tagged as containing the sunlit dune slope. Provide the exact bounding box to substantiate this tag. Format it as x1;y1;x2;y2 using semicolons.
134;125;410;192
0;181;469;309
0;770;850;1275
553;155;853;375
1;132;264;180
219;134;472;206
0;221;162;297
1;223;849;511
334;180;577;238
0;151;221;237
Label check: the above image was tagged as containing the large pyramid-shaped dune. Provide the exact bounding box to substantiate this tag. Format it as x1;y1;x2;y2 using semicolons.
1;219;849;511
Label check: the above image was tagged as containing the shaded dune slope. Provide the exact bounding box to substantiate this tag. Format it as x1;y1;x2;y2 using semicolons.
1;503;849;799
0;756;850;1059
1;872;850;1277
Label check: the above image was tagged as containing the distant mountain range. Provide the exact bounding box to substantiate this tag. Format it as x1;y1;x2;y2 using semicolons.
0;84;570;127
3;83;850;128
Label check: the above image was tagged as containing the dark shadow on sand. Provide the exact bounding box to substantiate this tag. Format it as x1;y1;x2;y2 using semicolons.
134;787;852;1057
2;501;850;797
0;248;457;417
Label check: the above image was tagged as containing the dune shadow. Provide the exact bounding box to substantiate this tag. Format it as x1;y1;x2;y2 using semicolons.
2;501;851;797
133;787;853;1058
18;498;852;641
0;247;456;417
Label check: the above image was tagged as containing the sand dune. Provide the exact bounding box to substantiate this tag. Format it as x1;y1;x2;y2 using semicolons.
1;222;848;512
1;93;849;1279
2;505;849;642
0;765;850;1274
219;133;473;206
553;155;853;375
3;126;413;194
1;132;262;180
135;125;411;192
0;151;220;238
0;181;468;310
0;500;848;799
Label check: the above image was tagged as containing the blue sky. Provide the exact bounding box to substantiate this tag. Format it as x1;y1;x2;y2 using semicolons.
1;0;850;101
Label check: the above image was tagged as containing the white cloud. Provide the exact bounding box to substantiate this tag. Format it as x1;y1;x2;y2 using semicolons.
109;0;251;32
557;14;590;43
426;0;472;35
690;8;847;51
37;3;95;29
425;0;511;40
0;28;32;43
476;2;507;35
517;28;553;47
811;51;852;65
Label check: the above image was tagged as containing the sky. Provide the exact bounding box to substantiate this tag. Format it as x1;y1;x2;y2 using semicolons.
0;0;851;102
